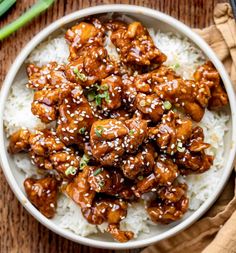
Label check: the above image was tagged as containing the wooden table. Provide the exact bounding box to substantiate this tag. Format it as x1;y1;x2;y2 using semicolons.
0;0;226;252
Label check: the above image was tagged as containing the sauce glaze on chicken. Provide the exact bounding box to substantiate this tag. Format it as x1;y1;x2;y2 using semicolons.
8;17;228;242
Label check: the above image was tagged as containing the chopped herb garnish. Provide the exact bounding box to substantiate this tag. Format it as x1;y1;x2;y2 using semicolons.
73;67;87;82
129;129;135;135
79;154;90;169
87;91;96;102
170;63;180;70
103;91;111;103
73;67;79;74
95;95;102;106
65;166;77;176
79;127;86;134
163;101;172;110
94;83;100;90
140;100;146;107
95;91;111;106
98;180;105;188
177;141;185;153
95;126;104;137
138;175;144;180
93;168;102;176
100;84;109;91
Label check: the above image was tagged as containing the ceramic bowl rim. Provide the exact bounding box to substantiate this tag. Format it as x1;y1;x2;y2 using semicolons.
0;4;236;250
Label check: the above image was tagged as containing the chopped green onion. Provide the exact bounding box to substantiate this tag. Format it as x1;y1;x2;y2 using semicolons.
87;91;96;102
79;154;90;169
139;100;146;107
0;0;16;17
65;166;77;176
99;91;110;103
98;180;105;188
138;175;144;180
73;67;87;82
95;126;104;137
103;91;111;103
163;101;172;110
95;91;111;106
0;0;54;40
93;168;102;176
100;84;109;91
95;95;102;106
79;127;86;134
73;68;79;74
129;129;135;136
177;146;185;152
170;63;180;70
94;83;100;90
177;141;185;152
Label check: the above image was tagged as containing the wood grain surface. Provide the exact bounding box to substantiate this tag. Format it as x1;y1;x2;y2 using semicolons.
0;0;226;252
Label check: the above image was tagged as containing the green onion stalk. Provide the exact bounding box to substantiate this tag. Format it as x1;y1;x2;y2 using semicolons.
0;0;54;40
0;0;16;17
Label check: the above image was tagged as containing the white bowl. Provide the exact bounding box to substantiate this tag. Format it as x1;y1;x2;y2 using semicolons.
0;4;236;250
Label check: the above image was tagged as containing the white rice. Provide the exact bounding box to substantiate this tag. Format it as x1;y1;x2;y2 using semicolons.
26;33;69;66
3;78;46;137
149;29;205;79
3;20;230;239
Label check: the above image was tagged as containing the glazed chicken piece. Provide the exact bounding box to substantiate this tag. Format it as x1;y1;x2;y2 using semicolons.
176;149;213;175
148;111;193;155
99;75;123;110
153;66;211;122
66;166;134;241
108;20;166;65
107;224;134;243
134;155;179;197
133;71;154;93
176;126;213;174
124;116;148;153
27;62;76;123
90;119;128;166
88;166;113;193
188;126;210;152
24;176;58;218
134;93;164;123
31;101;57;123
81;198;134;242
87;166;134;199
65;44;115;88
133;173;156;198
121;76;138;106
27;62;66;90
65;19;115;87
81;198;127;224
121;144;156;180
29;129;65;156
29;129;64;171
27;129;81;178
157;183;188;203
194;61;228;110
65;19;105;60
49;149;80;178
56;88;95;147
147;183;189;224
154;155;180;185
109;109;132;121
66;166;96;208
8;128;30;154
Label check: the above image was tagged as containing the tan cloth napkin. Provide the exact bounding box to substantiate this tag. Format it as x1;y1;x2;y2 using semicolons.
142;3;236;253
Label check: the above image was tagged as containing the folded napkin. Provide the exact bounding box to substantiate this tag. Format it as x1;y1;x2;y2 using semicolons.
142;3;236;253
